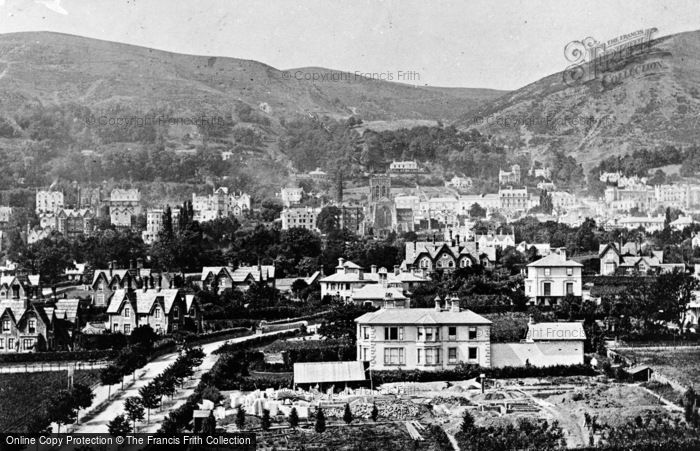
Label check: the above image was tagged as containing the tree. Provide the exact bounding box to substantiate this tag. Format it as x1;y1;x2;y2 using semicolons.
100;365;123;399
46;390;77;433
202;411;216;435
288;407;299;429
371;403;379;422
317;206;342;234
235;406;246;430
469;203;487;218
129;325;157;348
460;410;475;434
343;403;353;424
139;383;161;424
261;408;271;431
124;396;145;432
72;383;94;424
107;414;131;436
315;407;326;433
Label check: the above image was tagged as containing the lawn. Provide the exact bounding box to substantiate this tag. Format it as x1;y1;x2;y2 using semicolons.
0;370;100;432
616;347;700;388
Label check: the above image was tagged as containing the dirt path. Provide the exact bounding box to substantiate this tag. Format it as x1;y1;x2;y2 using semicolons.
529;395;587;448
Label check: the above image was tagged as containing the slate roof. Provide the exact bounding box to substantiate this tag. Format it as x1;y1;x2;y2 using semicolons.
355;307;491;325
106;289;181;315
350;285;406;301
527;254;583;267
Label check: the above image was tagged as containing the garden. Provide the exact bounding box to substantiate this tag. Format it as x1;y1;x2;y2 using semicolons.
0;370;99;432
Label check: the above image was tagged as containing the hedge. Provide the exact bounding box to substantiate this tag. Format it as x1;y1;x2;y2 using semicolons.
0;349;118;363
371;363;596;385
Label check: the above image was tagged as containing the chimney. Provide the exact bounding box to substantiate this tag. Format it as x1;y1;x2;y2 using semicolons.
455;234;460;245
109;261;113;277
393;265;400;276
371;265;377;275
451;297;460;312
136;258;143;269
528;315;535;325
434;295;441;311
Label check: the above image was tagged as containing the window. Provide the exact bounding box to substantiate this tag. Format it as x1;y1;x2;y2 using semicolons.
448;326;457;341
544;268;551;276
124;307;130;318
448;348;458;364
2;319;9;332
173;307;179;320
28;319;36;334
361;347;369;361
155;308;161;319
0;338;4;349
113;324;119;333
383;347;404;365
566;267;573;276
23;338;34;351
124;324;131;335
8;338;15;350
424;348;441;365
384;327;403;341
468;347;478;360
468;327;477;340
566;282;574;295
417;348;422;364
362;327;370;340
543;282;551;296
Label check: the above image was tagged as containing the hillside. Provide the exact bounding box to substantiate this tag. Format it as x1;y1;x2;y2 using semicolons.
0;32;504;122
457;30;700;170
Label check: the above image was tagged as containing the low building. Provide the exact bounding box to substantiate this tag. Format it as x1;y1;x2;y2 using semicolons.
200;265;276;293
388;160;421;173
355;299;492;370
446;176;473;190
403;241;482;273
490;319;586;367
525;251;582;305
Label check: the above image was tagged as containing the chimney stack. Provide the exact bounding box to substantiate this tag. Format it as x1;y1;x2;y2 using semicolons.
434;295;441;311
451;297;460;312
393;265;400;276
371;265;377;275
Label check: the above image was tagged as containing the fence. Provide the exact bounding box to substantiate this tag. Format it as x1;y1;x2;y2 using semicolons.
0;360;109;373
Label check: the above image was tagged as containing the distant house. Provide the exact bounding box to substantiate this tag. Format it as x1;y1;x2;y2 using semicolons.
280;207;321;231
192;187;250;221
446;176;473;190
106;288;189;335
56;208;94;239
525;251;582;305
276;271;321;296
598;243;683;275
65;262;87;283
403;241;481;273
109;189;141;228
388;160;422;173
670;215;697;231
280;187;304;207
36;190;64;215
200;265;276;293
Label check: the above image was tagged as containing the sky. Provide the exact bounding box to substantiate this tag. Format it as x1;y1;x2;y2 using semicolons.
0;0;698;90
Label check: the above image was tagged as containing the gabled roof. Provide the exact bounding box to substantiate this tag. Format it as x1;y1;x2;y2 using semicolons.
200;266;233;282
107;289;182;315
54;299;80;323
92;269;130;286
527;253;582;267
355;307;491;325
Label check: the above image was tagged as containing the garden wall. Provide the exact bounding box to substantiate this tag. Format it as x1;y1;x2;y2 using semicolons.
490;341;584;368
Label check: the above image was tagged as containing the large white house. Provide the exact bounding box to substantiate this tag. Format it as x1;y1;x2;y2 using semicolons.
525;251;582;305
319;258;430;303
355;300;492;370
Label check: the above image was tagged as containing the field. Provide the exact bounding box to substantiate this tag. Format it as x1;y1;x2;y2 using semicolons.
616;347;700;388
0;370;100;432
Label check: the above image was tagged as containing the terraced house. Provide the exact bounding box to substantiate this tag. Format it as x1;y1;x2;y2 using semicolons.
106;288;189;335
200;265;276;293
0;300;53;353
